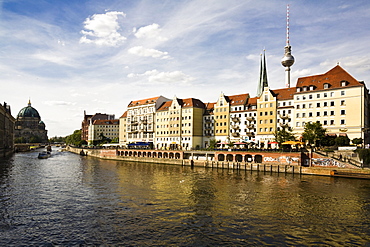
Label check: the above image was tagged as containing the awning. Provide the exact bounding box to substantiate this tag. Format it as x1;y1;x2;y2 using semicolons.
128;142;150;146
282;141;304;145
268;141;279;144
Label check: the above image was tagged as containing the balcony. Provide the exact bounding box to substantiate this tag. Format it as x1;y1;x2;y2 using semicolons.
232;117;240;123
279;114;291;120
231;125;239;130
280;123;289;128
246;116;255;121
204;126;213;130
204;119;212;123
232;132;240;137
246;132;255;137
246;124;255;129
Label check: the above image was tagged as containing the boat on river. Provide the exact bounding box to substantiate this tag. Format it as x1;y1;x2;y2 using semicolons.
38;151;51;159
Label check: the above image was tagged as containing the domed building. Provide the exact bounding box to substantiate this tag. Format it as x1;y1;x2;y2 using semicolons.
14;100;48;143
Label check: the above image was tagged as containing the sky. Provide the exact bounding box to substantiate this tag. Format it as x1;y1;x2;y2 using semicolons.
1;0;370;138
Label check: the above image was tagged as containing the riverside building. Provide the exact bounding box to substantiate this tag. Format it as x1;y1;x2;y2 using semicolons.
0;102;15;156
88;119;119;145
155;97;205;150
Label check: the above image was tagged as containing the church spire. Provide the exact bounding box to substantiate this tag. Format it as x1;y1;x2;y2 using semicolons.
257;50;268;97
28;98;31;106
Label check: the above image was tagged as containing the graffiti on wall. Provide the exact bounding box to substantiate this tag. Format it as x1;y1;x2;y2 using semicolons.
312;158;345;168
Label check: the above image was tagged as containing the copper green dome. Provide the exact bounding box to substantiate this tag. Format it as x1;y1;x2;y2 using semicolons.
17;100;40;118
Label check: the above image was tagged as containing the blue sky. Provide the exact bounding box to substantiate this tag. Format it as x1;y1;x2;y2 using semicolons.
1;0;370;137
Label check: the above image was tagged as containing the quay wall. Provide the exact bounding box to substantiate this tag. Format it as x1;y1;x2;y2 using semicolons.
65;146;370;178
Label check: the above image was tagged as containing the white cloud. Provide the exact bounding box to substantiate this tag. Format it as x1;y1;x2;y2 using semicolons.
128;46;170;59
128;69;195;85
44;101;76;106
80;11;126;46
134;23;168;41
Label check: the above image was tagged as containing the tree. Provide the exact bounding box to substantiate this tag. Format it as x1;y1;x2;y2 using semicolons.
208;139;218;150
352;138;363;146
65;129;83;146
302;122;326;146
335;136;350;146
356;149;370;168
274;126;296;145
321;135;336;147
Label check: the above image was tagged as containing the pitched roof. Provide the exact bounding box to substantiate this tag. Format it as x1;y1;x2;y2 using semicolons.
178;98;205;109
295;65;362;91
271;87;296;100
127;96;162;107
120;111;127;118
247;97;257;105
157;100;172;112
92;119;119;125
224;93;249;106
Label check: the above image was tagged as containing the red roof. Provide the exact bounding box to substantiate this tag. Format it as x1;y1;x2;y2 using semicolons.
271;87;296;100
295;65;362;91
225;93;249;106
92;119;119;125
127;96;161;107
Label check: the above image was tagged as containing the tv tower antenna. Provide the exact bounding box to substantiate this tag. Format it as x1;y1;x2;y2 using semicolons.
281;4;295;88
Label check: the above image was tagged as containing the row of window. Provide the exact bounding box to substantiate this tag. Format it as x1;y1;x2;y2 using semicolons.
296;100;345;109
296;119;346;127
296;90;346;100
296;110;346;118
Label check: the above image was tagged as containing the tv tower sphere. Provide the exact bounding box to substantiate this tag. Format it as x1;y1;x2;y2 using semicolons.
281;46;295;67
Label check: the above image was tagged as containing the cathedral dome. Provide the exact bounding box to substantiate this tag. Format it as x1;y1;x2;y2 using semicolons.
17;100;40;118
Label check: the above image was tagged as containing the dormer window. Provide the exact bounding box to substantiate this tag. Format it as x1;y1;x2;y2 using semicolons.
324;83;330;89
341;80;348;87
309;85;315;90
303;86;308;91
296;87;301;92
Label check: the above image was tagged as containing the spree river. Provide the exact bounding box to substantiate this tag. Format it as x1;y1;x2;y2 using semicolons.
1;149;370;246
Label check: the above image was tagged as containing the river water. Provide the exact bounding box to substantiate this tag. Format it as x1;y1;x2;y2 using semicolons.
0;148;369;246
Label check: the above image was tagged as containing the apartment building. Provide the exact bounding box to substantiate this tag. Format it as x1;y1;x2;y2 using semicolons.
156;97;205;150
119;111;127;145
126;96;170;145
203;103;215;148
293;65;369;143
88;119;119;145
82;111;115;141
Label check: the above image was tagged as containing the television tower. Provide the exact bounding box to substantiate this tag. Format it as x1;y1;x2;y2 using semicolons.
281;5;295;88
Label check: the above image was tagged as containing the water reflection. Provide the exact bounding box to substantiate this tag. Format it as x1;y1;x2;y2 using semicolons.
0;150;369;246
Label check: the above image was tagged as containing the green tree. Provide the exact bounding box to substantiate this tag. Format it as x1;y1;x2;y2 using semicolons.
356;149;370;168
321;135;336;146
335;136;350;146
302;122;326;146
29;135;42;143
65;129;83;146
274;126;296;145
352;138;363;146
208;139;218;150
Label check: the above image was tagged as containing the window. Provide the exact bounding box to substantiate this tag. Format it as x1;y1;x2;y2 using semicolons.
309;112;313;117
330;92;334;97
341;119;345;125
264;95;268;101
270;111;273;115
302;104;306;109
297;88;301;92
302;113;306;118
330;120;335;125
309;95;313;99
296;122;300;127
316;112;320;117
330;101;335;106
341;100;345;106
323;120;328;125
297;105;300;109
296;96;300;100
324;83;330;89
330;111;335;116
341;110;346;115
317;94;320;98
317;103;321;108
324;111;328;116
341;91;345;96
296;113;300;118
309;103;313;108
324;102;328;107
270;119;273;123
324;93;328;97
303;96;306;100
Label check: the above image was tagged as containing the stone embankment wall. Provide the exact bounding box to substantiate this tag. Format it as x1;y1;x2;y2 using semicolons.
68;146;360;177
